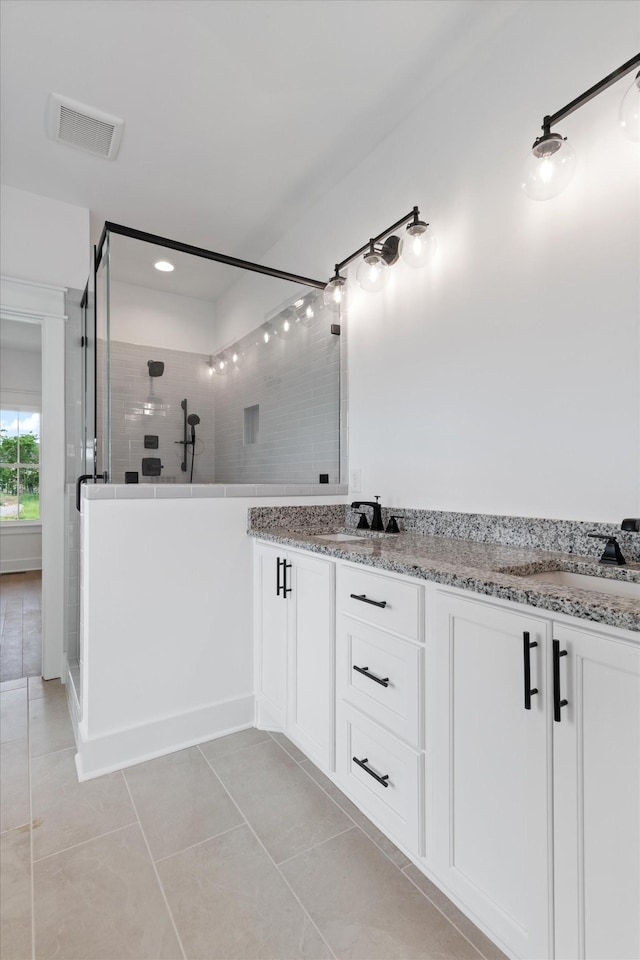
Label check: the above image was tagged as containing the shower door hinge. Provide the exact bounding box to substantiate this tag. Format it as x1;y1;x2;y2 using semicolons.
80;335;86;347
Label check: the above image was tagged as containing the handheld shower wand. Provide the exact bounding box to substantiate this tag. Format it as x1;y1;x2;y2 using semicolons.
186;413;200;482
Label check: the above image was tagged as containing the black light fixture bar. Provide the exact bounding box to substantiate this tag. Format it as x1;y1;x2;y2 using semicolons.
95;221;326;290
542;53;640;135
334;207;419;273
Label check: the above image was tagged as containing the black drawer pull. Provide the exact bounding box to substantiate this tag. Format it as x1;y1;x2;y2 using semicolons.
350;593;387;609
553;639;569;722
352;756;389;787
353;665;390;688
276;557;283;597
523;631;539;711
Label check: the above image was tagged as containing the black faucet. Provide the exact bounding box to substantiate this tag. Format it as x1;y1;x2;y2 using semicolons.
351;496;384;532
588;533;626;566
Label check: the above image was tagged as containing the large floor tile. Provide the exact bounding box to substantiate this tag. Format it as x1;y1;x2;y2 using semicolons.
158;823;331;960
199;726;271;762
29;692;74;758
281;828;482;960
300;759;410;869
33;824;182;960
210;740;352;864
124;746;243;861
0;679;26;693
0;688;27;744
270;731;307;762
27;677;65;701
0;827;32;960
0;739;30;832
31;748;137;860
403;864;509;960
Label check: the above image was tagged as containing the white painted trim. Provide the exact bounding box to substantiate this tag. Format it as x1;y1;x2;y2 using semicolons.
1;276;67;680
1;275;68;293
0;558;41;574
0;307;68;323
0;523;42;533
74;693;255;780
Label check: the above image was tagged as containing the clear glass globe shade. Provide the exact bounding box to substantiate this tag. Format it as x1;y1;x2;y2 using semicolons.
356;253;389;292
521;136;576;200
215;354;228;376
323;277;347;313
400;228;437;268
619;75;640;142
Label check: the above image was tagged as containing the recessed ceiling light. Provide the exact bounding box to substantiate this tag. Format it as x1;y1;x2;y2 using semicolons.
154;260;174;272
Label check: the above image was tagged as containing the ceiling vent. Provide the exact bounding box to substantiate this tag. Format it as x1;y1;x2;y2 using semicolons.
46;94;124;160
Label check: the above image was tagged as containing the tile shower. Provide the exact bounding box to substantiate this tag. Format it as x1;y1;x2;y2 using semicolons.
96;228;344;485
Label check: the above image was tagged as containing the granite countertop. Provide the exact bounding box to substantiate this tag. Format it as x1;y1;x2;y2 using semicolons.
249;525;640;634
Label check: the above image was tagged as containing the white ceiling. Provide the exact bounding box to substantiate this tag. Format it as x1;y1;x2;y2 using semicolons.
0;317;42;353
1;0;517;287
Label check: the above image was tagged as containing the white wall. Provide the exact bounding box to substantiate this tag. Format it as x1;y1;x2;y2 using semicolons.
109;280;215;354
0;185;90;290
77;493;346;778
214;1;639;523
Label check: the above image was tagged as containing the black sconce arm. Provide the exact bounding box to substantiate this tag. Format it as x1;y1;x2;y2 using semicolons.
541;53;640;136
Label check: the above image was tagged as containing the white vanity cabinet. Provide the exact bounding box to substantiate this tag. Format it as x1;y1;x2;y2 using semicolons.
552;623;640;960
253;537;640;960
253;540;335;769
431;593;553;960
432;591;640;960
335;564;425;856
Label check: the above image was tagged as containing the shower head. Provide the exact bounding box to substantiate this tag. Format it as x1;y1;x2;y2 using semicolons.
187;413;200;426
147;360;164;377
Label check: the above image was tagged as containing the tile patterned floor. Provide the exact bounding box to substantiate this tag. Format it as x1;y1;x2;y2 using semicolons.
0;680;508;960
0;573;42;682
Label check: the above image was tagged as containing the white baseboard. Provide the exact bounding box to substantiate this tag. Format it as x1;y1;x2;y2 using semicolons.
74;693;255;781
0;558;42;574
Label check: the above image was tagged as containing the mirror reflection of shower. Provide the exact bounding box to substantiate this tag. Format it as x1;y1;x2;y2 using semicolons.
176;399;202;482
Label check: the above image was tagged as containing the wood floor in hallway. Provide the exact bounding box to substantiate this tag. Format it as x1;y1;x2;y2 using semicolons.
0;571;42;682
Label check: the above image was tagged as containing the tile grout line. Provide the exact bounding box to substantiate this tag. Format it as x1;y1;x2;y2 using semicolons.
400;866;488;960
153;821;247;865
30;819;140;864
196;744;338;960
274;824;357;868
296;756;413;871
120;773;188;960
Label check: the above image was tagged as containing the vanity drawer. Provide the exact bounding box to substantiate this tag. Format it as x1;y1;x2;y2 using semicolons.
337;565;423;641
337;618;423;749
336;702;423;856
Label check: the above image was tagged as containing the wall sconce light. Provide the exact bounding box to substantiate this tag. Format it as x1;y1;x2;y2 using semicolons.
523;53;640;201
323;268;348;313
325;205;435;303
620;70;640;141
207;357;214;376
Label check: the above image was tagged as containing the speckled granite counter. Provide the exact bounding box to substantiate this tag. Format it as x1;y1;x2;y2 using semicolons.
248;507;640;634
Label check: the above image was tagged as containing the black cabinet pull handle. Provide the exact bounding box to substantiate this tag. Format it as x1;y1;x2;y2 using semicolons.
352;756;389;787
283;561;292;598
350;593;387;609
553;639;569;722
353;665;390;688
523;631;539;710
276;557;283;597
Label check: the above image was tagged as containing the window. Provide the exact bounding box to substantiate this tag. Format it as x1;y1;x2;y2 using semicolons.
0;411;40;521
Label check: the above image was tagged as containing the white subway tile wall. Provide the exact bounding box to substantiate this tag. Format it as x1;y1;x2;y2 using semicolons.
97;304;341;485
213;308;341;484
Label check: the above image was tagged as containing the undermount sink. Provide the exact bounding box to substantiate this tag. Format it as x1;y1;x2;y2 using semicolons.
526;570;640;601
315;533;362;542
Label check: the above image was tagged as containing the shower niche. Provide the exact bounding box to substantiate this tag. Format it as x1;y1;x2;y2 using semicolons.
95;226;342;486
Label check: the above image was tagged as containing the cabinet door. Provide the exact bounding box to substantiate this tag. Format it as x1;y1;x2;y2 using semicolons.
433;593;552;960
553;624;640;960
254;542;288;729
287;550;335;770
